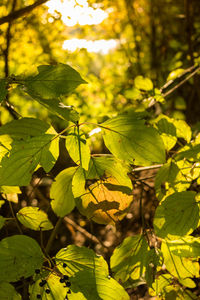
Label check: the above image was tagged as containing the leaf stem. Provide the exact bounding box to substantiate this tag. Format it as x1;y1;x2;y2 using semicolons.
45;217;63;254
8;199;23;234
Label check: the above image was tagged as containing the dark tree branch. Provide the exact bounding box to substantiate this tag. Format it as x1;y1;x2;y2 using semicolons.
0;0;49;26
3;0;20;119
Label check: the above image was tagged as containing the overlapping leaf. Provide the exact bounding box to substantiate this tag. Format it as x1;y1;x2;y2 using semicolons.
101;114;165;166
75;176;133;225
17;207;53;231
0;118;59;186
50;167;77;217
23;64;86;122
161;240;199;288
154;191;200;239
65;129;90;170
55;245;129;300
110;235;160;286
72;156;132;198
29;273;68;300
0;235;44;282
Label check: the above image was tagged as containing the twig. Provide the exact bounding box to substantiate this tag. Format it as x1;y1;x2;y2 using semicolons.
162;66;200;98
45;217;63;254
0;0;48;26
8;199;23;234
64;216;109;248
131;164;163;172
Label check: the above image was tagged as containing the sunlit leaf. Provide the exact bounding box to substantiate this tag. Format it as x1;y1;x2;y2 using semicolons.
0;79;8;102
0;282;22;300
24;64;87;99
154;191;200;238
162;236;200;258
110;235;159;285
75;176;133;224
55;245;129;300
0;134;58;186
65;129;90;170
173;119;191;143
101;114;165;166
134;76;153;91
29;272;67;300
17;207;53;231
161;240;199;287
50;167;77;217
23;64;86;123
149;274;197;299
154;116;177;151
0;235;44;282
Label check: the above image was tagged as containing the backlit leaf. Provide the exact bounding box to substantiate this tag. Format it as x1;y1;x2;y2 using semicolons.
134;76;153;91
50;167;77;217
65;129;90;170
55;245;129;300
24;64;86;99
17;207;53;231
162;236;200;258
161;240;199;287
0;235;44;282
111;235;159;286
0;134;58;186
29;272;67;300
154;191;200;239
101;114;165;166
75;176;133;225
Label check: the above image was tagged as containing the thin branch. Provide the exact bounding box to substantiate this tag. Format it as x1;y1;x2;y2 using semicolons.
162;66;200;98
131;164;163;172
64;216;109;249
0;0;49;26
45;217;63;254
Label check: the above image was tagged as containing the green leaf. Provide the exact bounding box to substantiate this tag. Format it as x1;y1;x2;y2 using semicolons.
31;98;80;123
0;79;8;102
0;216;5;229
29;272;68;300
65;129;90;170
50;167;77;217
154;191;200;239
124;88;142;100
24;64;86;99
72;156;132;198
162;236;200;258
149;274;197;299
17;207;53;231
101;114;165;166
173;119;191;143
0;134;58;186
161;240;199;287
175;144;200;161
134;76;153;91
23;64;86;123
154;116;177;151
110;235;158;285
0;282;22;300
155;160;179;200
0;235;44;282
55;245;129;300
0;117;51;140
